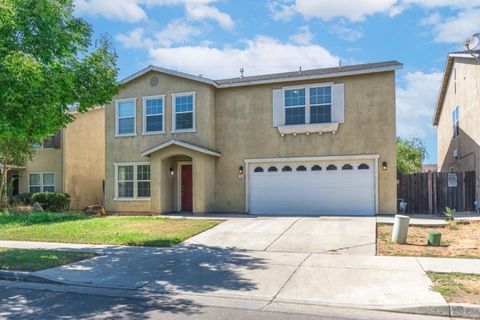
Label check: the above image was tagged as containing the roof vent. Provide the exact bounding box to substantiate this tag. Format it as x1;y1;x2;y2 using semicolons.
150;76;159;86
298;66;302;74
240;67;244;78
453;149;459;158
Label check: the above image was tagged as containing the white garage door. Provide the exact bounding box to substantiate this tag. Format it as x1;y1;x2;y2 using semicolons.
248;160;375;216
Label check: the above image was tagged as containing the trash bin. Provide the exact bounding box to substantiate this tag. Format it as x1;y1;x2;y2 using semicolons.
391;214;410;244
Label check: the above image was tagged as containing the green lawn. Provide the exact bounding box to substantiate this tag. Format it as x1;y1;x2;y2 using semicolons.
0;247;96;272
428;272;480;304
0;212;221;247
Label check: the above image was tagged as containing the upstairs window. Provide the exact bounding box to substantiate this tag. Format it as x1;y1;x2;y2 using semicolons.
173;93;195;132
143;96;164;134
33;131;61;150
284;88;306;125
452;106;459;138
310;86;332;124
116;99;136;136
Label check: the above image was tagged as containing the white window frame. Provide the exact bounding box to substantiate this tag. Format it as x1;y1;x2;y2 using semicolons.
115;98;137;137
114;162;151;201
452;106;459;139
142;95;166;135
282;83;333;126
29;172;55;193
172;91;196;133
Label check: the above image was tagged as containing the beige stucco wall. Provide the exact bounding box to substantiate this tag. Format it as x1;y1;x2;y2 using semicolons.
437;58;480;194
63;108;105;209
215;71;397;214
105;70;397;214
19;148;63;194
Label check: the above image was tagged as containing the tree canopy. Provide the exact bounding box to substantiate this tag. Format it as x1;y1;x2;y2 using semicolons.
0;0;119;203
397;138;428;174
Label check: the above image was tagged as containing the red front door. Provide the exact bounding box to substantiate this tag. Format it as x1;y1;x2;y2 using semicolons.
181;165;193;211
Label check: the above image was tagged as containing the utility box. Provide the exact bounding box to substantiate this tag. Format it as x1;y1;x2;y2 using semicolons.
392;215;410;244
428;232;442;247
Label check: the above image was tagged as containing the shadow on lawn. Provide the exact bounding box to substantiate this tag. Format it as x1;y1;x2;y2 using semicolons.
23;244;267;318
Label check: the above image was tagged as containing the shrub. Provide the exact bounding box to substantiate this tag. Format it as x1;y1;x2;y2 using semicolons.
30;193;71;212
12;193;35;206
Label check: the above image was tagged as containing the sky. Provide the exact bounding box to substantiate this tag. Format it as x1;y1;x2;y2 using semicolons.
74;0;480;164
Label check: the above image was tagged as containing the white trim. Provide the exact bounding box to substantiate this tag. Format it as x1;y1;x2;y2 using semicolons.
141;139;221;157
115;98;137;137
113;162;151;201
282;82;334;91
119;63;402;89
171;91;196;133
176;161;193;212
29;172;55;193
278;123;339;135
142;95;166;135
120;65;216;86
244;155;380;215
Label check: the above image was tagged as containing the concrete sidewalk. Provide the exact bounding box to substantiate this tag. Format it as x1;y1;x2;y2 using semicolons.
3;240;480;315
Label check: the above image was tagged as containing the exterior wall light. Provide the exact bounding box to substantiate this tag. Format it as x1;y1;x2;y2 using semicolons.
382;161;388;171
239;166;244;175
169;167;174;176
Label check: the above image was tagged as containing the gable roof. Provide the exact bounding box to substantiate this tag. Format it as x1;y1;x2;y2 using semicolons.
141;139;221;157
120;61;403;89
433;51;479;125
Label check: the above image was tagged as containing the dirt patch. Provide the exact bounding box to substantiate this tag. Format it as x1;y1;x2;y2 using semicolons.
377;221;480;258
428;272;480;304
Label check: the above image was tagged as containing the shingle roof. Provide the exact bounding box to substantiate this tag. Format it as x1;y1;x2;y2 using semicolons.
215;61;403;86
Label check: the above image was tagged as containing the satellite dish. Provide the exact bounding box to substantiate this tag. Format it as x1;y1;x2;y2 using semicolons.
464;33;480;51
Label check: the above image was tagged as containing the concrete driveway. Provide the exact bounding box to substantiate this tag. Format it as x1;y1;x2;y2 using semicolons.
185;216;376;255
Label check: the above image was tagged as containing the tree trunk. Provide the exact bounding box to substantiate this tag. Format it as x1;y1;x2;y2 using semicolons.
0;156;9;205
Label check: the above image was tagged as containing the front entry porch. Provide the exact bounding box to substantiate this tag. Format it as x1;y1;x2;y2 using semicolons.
142;140;220;214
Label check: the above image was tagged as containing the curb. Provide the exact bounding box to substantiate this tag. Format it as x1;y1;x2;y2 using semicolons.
0;270;63;285
449;303;480;319
393;303;480;319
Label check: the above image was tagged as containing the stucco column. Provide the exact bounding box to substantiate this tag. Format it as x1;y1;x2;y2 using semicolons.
150;154;161;213
192;155;216;214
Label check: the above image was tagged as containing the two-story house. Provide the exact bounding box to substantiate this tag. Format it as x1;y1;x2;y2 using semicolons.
7;107;105;209
105;61;402;215
433;50;480;195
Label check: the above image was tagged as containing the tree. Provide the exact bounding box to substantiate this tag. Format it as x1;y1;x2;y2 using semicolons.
0;0;120;203
397;138;428;174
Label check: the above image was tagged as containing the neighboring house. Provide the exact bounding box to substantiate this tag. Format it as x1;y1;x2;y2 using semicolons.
421;164;437;173
105;61;402;216
7;108;105;209
433;50;480;194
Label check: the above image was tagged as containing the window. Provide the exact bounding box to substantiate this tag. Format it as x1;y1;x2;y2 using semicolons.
342;164;353;170
254;167;264;173
296;165;307;171
326;164;337;171
115;163;151;199
311;165;322;171
173;93;195;131
284;88;306;125
29;173;54;193
282;166;292;172
283;85;333;126
452;106;460;138
143;96;164;134
358;163;369;170
116;99;136;136
310;86;332;124
268;166;278;172
33;132;61;150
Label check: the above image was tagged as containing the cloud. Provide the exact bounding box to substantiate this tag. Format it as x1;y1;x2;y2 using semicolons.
289;26;313;45
147;0;234;29
268;0;296;21
396;71;443;139
148;36;340;79
426;9;480;44
116;28;150;48
329;20;363;41
74;0;147;23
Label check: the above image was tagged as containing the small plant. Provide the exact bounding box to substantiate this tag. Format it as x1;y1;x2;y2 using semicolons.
444;207;456;221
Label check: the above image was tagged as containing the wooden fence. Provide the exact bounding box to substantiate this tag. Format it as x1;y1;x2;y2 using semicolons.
397;171;476;214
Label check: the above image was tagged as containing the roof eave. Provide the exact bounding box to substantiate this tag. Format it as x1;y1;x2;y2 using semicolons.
432;56;455;126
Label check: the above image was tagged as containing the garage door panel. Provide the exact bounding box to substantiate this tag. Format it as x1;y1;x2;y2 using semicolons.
249;161;375;216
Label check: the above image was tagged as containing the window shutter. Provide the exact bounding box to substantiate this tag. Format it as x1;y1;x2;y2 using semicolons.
272;89;284;127
53;131;62;149
332;83;345;123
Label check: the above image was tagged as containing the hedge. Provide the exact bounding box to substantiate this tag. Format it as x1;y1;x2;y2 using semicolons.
14;192;71;212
